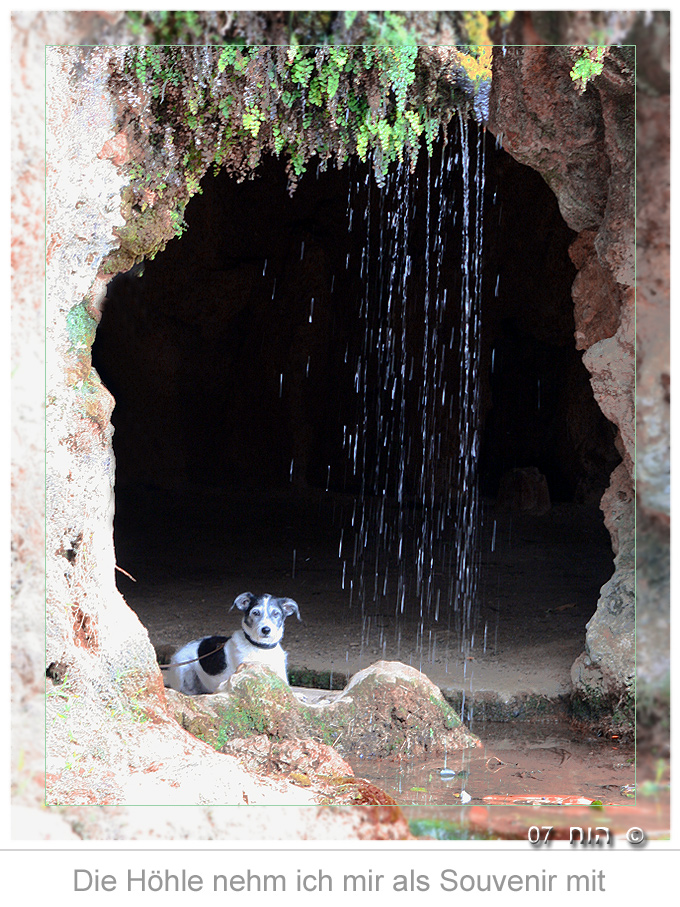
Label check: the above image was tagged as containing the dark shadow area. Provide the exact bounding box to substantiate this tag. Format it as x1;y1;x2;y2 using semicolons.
92;130;619;700
480;150;620;502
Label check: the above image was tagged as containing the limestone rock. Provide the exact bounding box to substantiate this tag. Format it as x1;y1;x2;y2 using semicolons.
332;660;481;758
489;43;641;703
166;660;480;761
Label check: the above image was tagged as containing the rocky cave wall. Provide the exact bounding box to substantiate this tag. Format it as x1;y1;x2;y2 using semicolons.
496;11;670;724
488;40;655;703
44;46;188;789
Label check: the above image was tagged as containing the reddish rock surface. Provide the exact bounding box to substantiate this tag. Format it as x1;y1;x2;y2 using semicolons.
222;734;356;780
488;46;610;232
489;42;640;699
569;230;621;351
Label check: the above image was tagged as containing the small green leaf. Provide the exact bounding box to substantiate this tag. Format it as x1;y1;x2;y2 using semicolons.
218;45;239;73
327;67;340;99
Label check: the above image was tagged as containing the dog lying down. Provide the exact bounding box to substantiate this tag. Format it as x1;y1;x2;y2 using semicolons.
163;592;301;695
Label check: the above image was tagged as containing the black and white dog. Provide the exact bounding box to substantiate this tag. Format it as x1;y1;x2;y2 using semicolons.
163;592;300;695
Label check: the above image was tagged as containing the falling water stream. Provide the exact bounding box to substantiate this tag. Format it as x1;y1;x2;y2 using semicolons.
342;114;486;679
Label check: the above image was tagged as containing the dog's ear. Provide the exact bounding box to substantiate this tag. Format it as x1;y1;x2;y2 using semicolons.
279;598;301;621
231;592;255;612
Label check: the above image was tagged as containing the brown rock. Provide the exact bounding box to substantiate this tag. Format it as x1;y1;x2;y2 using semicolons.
166;660;480;760
569;231;621;351
221;734;354;780
497;467;551;514
489;45;609;232
98;132;129;168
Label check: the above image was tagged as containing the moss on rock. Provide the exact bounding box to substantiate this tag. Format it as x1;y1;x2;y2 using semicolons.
166;660;480;761
101;37;492;273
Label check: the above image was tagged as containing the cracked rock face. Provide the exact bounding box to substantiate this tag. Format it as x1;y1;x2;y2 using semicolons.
489;43;646;699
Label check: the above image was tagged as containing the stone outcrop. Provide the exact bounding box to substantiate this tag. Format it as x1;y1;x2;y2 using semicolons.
167;661;481;760
490;15;670;722
489;43;638;701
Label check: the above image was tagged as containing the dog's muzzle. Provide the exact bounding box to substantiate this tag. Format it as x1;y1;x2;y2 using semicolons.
244;630;278;650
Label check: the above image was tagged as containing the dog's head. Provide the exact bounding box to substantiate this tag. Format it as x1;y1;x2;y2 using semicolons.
231;592;301;646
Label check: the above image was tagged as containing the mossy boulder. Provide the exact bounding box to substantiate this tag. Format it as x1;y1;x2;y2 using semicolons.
165;664;308;747
330;660;480;757
165;659;480;761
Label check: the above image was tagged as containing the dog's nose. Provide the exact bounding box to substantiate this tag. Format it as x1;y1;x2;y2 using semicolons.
261;626;271;636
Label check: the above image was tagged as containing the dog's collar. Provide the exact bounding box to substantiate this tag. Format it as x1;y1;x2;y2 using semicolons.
244;631;279;650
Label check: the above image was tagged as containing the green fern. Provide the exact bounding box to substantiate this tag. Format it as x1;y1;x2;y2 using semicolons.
570;46;606;93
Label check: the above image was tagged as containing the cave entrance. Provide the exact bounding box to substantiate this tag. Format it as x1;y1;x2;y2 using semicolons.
92;129;618;708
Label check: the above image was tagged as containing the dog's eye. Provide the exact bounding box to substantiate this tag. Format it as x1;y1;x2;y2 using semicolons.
251;609;261;617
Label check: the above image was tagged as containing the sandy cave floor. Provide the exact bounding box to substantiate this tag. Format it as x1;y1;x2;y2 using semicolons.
113;486;615;705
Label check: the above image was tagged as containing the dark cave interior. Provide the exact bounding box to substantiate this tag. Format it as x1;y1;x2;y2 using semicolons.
92;128;619;694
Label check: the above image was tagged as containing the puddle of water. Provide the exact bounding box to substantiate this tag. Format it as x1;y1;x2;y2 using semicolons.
347;720;635;807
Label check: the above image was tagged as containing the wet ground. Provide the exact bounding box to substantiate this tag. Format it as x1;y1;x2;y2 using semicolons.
347;718;635;807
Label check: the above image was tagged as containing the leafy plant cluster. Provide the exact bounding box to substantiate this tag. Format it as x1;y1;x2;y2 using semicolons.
569;45;607;93
124;9;498;49
106;41;488;268
119;41;483;182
